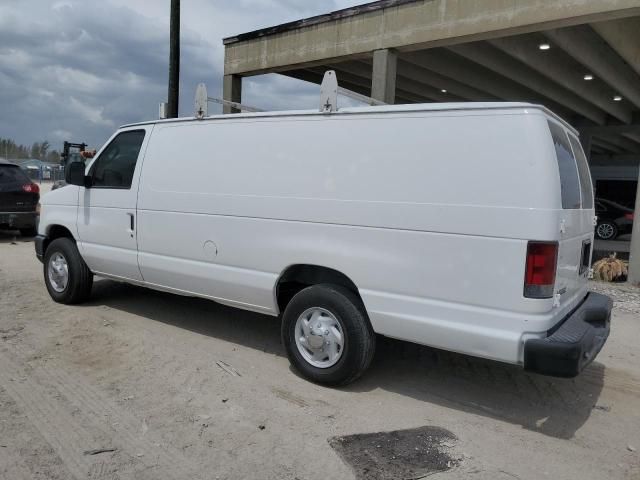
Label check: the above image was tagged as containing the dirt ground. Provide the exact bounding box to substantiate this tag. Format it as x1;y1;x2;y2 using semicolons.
0;231;639;480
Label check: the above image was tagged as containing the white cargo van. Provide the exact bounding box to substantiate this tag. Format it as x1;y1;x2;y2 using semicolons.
36;102;611;385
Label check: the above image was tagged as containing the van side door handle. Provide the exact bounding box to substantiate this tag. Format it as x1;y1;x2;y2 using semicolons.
127;212;135;237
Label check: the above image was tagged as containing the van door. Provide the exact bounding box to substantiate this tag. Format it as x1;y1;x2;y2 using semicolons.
76;127;151;281
547;121;594;307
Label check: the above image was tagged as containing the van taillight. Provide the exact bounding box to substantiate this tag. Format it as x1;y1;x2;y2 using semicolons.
524;242;558;299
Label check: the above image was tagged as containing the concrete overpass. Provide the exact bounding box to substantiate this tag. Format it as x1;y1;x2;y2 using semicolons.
222;0;640;284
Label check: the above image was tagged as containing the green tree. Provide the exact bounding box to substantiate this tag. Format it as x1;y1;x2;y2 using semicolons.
40;140;50;160
30;142;40;159
47;150;60;163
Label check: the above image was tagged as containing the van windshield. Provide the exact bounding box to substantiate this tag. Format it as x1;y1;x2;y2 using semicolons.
548;121;581;209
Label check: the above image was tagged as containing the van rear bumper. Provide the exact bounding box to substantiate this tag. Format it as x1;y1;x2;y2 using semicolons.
524;292;612;378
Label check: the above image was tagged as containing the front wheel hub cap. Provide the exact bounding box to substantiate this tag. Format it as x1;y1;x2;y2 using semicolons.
47;252;69;293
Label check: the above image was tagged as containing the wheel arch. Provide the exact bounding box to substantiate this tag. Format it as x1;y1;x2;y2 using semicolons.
43;224;76;253
274;264;362;315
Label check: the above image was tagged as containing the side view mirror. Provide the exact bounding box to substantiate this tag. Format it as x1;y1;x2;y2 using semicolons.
65;162;90;187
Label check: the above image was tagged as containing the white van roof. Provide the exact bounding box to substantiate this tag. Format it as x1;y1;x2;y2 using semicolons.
121;102;578;135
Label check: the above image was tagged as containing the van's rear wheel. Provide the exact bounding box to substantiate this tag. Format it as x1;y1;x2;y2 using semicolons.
43;238;93;304
281;284;375;386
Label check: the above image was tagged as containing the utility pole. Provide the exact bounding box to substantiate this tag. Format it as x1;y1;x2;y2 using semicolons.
167;0;180;118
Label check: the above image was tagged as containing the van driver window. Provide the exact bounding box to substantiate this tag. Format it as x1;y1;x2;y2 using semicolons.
91;130;145;189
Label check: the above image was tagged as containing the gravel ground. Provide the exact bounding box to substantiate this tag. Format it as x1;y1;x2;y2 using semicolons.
590;281;640;316
1;235;639;480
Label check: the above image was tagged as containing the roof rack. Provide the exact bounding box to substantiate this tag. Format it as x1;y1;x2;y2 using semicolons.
177;71;387;120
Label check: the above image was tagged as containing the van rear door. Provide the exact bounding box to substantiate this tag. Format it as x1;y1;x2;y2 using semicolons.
548;120;594;307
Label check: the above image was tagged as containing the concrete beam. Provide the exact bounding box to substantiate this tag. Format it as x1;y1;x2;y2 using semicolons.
284;69;368;96
448;42;607;124
591;137;625;154
544;26;640;110
321;61;453;102
623;132;640;146
224;0;640;76
591;154;640;164
403;49;574;121
352;61;468;102
489;35;633;124
293;68;424;104
398;59;497;101
592;17;640;77
222;74;242;114
580;124;640;135
591;133;640;153
371;49;398;104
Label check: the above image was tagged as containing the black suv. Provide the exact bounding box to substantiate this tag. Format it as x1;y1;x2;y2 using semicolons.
595;197;634;240
0;160;40;236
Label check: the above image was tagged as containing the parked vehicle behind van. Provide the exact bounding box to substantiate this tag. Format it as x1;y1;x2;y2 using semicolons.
35;103;611;385
0;159;40;236
595;198;634;240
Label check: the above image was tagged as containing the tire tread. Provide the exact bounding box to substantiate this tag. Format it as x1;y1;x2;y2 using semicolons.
281;284;375;386
44;238;93;304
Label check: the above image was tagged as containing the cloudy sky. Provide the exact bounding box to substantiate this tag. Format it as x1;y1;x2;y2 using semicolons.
0;0;363;150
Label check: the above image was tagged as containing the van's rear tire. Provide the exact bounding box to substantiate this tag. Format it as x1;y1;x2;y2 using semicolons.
43;238;93;304
281;284;375;386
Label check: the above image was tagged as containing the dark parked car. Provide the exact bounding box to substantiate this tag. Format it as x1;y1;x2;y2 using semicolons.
0;160;40;236
595;197;634;240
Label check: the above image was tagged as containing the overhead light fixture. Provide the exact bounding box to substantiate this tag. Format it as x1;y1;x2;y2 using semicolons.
441;89;447;93
538;43;551;50
583;74;593;81
613;95;623;101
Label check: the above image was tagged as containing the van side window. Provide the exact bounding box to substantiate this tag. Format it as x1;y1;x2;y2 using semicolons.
568;134;594;209
548;121;581;209
90;130;145;189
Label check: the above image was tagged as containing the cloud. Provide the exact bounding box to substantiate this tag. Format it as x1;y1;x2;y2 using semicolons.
0;0;364;151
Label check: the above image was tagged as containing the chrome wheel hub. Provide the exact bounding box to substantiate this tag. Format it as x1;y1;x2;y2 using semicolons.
294;307;344;369
48;253;69;293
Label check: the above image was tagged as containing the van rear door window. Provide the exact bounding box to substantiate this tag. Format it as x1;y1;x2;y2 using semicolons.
568;134;594;209
548;121;581;209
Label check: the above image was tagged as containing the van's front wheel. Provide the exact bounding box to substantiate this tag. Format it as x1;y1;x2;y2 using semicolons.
281;284;375;386
43;238;93;304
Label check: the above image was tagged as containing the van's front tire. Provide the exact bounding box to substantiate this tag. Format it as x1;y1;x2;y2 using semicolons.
281;284;375;386
43;238;93;304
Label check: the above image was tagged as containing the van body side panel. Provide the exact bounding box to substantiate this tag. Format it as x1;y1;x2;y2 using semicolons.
38;186;81;238
136;110;570;365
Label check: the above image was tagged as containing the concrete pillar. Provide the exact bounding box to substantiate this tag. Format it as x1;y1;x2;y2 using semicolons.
371;49;397;104
223;74;242;114
628;169;640;286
